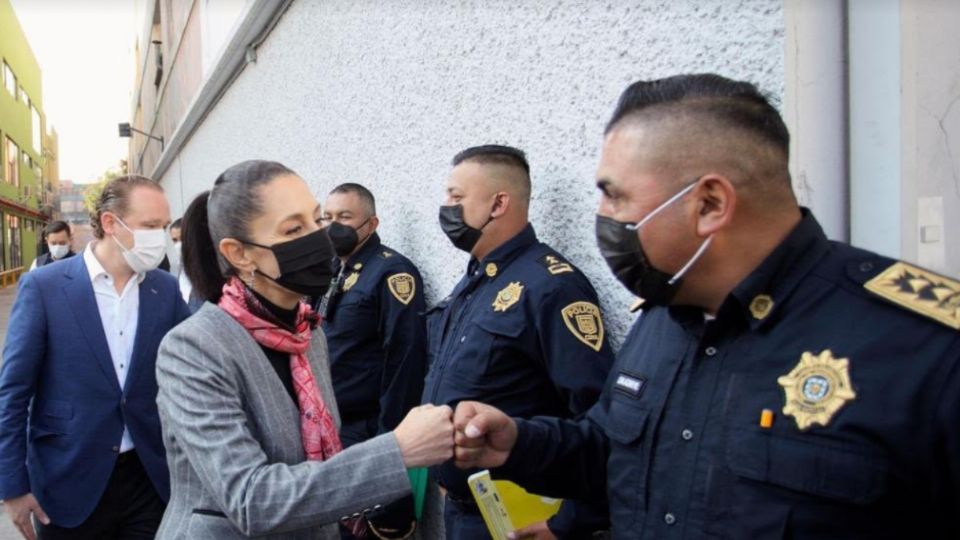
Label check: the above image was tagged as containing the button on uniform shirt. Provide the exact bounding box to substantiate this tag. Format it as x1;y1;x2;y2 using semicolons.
500;210;960;539
84;244;143;453
423;224;615;535
320;233;427;445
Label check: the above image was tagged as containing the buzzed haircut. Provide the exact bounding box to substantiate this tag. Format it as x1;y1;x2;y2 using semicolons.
330;182;376;216
452;144;530;175
605;74;794;202
44;220;71;238
452;144;532;203
605;74;789;157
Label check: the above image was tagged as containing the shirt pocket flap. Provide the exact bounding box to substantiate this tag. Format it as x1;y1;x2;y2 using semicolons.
603;401;650;445
726;428;888;505
474;313;524;339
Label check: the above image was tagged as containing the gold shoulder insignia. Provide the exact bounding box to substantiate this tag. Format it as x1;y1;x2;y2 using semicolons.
778;350;856;430
561;301;605;352
386;273;416;305
492;282;523;312
628;298;645;313
381;251;394;259
864;262;960;329
538;254;573;275
342;271;360;292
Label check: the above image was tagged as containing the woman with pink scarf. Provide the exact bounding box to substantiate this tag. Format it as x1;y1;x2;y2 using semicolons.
154;161;452;539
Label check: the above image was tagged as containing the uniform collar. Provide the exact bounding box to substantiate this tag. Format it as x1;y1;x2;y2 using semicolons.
468;224;537;278
344;232;383;271
722;208;831;330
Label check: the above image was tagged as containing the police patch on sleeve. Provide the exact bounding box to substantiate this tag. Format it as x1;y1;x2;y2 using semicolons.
864;261;960;329
387;273;416;305
561;301;605;352
777;350;856;430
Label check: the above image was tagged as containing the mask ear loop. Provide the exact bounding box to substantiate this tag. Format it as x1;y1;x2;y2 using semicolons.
668;236;713;285
472;194;501;233
621;180;711;284
625;181;699;232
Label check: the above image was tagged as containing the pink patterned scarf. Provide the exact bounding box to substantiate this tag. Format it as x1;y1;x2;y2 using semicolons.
218;277;342;461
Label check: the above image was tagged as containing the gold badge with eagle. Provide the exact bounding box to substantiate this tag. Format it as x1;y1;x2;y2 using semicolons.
777;350;856;430
561;301;604;352
387;273;416;305
492;282;523;312
342;272;360;292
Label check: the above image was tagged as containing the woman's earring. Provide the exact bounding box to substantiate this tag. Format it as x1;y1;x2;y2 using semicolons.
244;270;256;288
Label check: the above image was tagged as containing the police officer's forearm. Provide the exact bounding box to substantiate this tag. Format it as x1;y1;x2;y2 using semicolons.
495;416;609;501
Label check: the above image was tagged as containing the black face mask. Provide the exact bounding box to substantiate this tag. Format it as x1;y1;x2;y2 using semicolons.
594;181;712;308
595;215;680;307
326;219;371;257
439;204;492;253
243;229;336;298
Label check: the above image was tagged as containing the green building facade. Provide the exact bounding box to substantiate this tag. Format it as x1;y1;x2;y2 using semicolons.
0;0;53;273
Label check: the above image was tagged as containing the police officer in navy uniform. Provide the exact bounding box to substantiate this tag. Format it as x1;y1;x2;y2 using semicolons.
320;182;427;446
453;75;960;539
319;183;427;538
29;220;76;270
423;145;615;539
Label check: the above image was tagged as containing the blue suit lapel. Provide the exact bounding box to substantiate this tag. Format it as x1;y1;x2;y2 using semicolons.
61;255;122;394
125;272;161;395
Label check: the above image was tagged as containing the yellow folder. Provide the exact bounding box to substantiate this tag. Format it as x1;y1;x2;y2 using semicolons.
467;470;563;540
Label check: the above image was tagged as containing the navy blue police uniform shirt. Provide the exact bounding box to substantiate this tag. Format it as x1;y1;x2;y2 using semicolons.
321;233;427;443
423;224;615;535
498;209;960;539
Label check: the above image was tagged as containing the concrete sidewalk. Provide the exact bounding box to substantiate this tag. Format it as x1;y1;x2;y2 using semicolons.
0;284;22;539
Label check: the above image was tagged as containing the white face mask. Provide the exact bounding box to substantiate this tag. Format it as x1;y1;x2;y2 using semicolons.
111;216;168;273
48;244;70;260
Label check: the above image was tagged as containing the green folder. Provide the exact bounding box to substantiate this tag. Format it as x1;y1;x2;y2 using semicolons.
407;467;428;519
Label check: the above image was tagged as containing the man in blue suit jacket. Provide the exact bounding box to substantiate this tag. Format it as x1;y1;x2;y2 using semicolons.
0;175;190;540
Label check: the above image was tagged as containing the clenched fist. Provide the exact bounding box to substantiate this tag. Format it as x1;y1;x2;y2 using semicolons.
393;404;455;468
453;401;518;469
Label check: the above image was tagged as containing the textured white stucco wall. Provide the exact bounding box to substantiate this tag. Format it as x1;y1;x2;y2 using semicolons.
161;0;785;345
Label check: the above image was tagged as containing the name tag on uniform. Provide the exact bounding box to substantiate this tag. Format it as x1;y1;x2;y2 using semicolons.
614;372;646;399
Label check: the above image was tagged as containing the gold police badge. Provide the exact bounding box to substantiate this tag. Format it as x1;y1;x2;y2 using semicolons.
492;282;523;312
561;302;604;352
387;273;416;305
342;272;360;292
777;350;856;430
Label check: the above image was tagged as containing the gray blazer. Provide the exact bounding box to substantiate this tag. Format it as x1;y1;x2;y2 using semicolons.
154;303;412;539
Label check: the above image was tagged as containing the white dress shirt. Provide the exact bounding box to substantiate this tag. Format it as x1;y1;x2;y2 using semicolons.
83;243;144;453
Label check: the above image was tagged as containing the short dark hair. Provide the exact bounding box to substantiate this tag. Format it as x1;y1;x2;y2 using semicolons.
90;175;164;239
452;144;530;175
330;183;376;216
170;218;182;230
181;160;295;303
43;220;71;238
605;74;790;158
